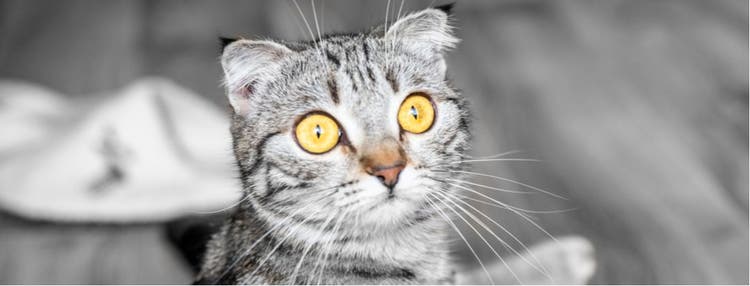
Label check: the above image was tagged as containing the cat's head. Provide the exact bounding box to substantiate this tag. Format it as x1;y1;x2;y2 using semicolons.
222;6;469;233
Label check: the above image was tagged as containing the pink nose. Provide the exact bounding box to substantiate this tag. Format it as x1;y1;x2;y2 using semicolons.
360;137;407;190
367;163;405;189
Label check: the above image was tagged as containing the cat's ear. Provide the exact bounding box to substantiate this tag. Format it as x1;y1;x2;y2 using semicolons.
220;39;293;115
385;5;459;53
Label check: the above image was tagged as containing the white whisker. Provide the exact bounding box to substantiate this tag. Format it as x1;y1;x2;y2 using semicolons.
247;207;325;279
435;190;553;280
217;201;323;283
429;192;521;284
459;149;524;160
452;158;541;164
292;0;317;42
193;193;250;214
311;0;322;41
289;210;337;284
384;0;393;70
396;0;405;20
310;0;330;72
445;177;532;194
215;182;340;283
313;209;349;285
424;194;495;284
449;191;577;214
439;180;539;221
292;0;328;70
443;181;562;246
441;169;568;200
384;0;392;33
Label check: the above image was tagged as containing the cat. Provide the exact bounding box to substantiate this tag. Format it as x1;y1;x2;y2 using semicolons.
195;4;595;284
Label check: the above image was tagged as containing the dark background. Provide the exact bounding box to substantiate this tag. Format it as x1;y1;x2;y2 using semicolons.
0;0;748;284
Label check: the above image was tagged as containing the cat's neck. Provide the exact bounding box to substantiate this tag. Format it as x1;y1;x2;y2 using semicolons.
223;201;454;284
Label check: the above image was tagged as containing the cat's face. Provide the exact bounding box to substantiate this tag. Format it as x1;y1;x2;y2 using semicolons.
223;8;468;233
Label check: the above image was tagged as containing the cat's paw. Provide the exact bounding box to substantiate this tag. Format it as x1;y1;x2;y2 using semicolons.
530;236;597;284
455;236;596;285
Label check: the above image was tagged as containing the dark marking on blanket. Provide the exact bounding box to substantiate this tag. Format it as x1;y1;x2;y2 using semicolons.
89;127;131;194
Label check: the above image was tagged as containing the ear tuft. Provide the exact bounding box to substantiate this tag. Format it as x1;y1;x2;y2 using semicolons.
218;37;239;53
434;3;455;15
385;7;459;53
221;39;293;115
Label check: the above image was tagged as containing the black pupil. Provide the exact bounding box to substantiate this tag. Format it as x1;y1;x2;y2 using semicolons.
314;125;322;138
410;106;418;119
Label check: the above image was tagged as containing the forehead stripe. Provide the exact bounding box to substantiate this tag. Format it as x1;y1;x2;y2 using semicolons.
362;39;370;61
386;69;399;93
325;49;340;66
366;66;376;82
328;75;339;104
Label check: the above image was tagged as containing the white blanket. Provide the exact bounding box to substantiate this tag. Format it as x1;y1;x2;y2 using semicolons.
0;78;240;222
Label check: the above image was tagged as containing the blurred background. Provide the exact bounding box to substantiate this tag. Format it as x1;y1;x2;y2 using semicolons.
0;0;747;284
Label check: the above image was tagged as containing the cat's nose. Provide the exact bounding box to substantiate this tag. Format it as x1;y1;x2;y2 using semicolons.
361;137;407;190
367;163;405;189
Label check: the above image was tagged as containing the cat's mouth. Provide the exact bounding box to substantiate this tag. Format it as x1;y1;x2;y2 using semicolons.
361;189;428;222
369;192;403;210
346;167;437;227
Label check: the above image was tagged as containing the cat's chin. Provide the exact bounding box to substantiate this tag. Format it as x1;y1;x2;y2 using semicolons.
353;194;427;230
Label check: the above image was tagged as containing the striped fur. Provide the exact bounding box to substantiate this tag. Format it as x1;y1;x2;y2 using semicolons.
197;7;470;284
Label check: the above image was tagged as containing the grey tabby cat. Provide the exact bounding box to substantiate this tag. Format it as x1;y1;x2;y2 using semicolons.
197;4;594;285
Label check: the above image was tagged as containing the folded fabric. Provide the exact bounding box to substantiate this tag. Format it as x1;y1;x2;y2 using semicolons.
0;78;240;222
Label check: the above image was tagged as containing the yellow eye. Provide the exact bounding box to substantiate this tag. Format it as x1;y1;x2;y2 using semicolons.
295;113;341;154
398;93;435;134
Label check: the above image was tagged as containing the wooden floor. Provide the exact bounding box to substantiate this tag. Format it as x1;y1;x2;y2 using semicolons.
0;0;747;284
